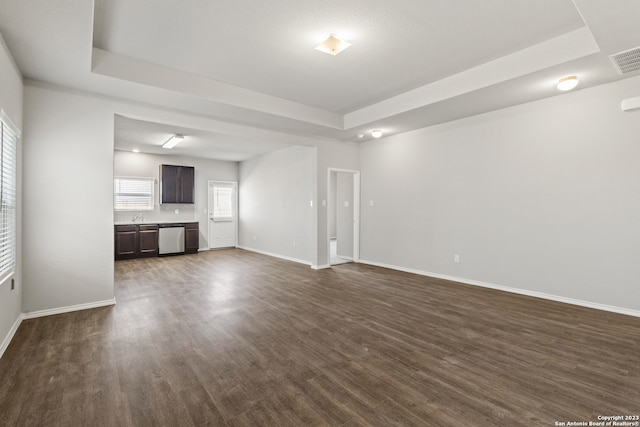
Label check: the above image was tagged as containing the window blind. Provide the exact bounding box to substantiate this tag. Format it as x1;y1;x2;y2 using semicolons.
0;117;17;280
114;177;154;210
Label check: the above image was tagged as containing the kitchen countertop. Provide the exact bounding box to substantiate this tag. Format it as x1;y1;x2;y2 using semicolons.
115;220;198;226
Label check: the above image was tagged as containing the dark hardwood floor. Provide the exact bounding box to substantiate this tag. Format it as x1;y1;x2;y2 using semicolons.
1;249;639;426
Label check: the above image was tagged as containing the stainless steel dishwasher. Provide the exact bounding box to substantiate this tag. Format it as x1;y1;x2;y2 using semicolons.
158;224;185;255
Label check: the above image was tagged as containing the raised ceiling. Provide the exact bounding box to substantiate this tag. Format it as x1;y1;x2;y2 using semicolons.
93;0;584;113
1;0;640;160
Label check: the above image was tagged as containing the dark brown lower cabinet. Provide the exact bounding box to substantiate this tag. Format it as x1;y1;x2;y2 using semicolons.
114;225;138;260
138;224;159;257
185;222;199;254
116;223;197;260
115;224;159;260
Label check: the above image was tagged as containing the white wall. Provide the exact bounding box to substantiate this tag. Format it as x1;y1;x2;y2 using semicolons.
114;150;238;249
238;145;316;263
360;75;640;313
0;33;23;356
23;86;116;313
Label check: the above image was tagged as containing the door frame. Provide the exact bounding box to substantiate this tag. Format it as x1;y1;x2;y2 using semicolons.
327;168;360;265
207;180;238;249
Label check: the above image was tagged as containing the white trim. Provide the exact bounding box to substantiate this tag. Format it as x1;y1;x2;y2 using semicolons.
311;264;331;270
21;298;116;320
359;259;640;318
0;314;23;359
237;246;311;266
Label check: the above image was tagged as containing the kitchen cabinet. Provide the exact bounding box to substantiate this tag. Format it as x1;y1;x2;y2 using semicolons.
114;225;137;259
160;164;195;204
138;224;159;257
114;224;159;260
185;222;199;254
115;223;196;260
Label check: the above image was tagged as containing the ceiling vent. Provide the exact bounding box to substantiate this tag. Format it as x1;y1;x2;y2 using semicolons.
610;46;640;75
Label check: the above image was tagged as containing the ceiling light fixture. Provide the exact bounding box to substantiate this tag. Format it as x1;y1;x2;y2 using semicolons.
162;134;184;149
557;76;579;91
132;149;140;153
371;130;383;138
357;133;364;139
315;35;352;56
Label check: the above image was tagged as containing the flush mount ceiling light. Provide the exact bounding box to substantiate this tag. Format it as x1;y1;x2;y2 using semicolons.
162;134;184;149
371;130;383;138
315;35;351;56
557;76;579;91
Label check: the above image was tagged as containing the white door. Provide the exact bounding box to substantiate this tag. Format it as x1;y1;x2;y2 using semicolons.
208;181;237;249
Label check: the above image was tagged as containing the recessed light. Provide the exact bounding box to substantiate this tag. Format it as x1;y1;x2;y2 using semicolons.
162;134;184;149
315;35;351;56
371;130;383;138
557;76;579;91
132;149;140;153
357;134;364;139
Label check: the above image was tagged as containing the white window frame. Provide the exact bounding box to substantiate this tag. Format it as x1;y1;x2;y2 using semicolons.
114;176;155;211
0;110;19;285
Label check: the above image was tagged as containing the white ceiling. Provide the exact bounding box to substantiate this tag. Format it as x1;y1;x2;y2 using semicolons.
1;0;640;161
114;115;291;162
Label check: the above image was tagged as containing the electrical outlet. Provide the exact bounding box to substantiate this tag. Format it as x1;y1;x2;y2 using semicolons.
253;235;256;241
454;254;460;263
174;209;179;214
293;241;296;248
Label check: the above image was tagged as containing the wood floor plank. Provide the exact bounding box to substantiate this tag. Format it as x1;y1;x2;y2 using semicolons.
1;248;639;426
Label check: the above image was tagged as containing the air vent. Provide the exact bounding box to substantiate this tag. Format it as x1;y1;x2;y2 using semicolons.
610;46;640;75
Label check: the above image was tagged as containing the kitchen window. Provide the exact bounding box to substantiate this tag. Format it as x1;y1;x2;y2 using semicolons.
114;177;154;211
0;111;18;283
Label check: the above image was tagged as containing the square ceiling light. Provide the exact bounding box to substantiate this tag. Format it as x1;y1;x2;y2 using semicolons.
315;35;351;56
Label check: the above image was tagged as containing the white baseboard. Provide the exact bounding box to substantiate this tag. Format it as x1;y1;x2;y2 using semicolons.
0;314;23;359
312;264;331;270
236;246;311;267
359;259;640;318
21;298;117;320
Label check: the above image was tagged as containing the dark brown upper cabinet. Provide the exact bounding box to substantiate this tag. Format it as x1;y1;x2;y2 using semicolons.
160;164;195;204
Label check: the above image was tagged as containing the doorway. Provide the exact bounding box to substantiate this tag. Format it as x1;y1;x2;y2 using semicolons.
208;181;238;249
328;169;360;266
